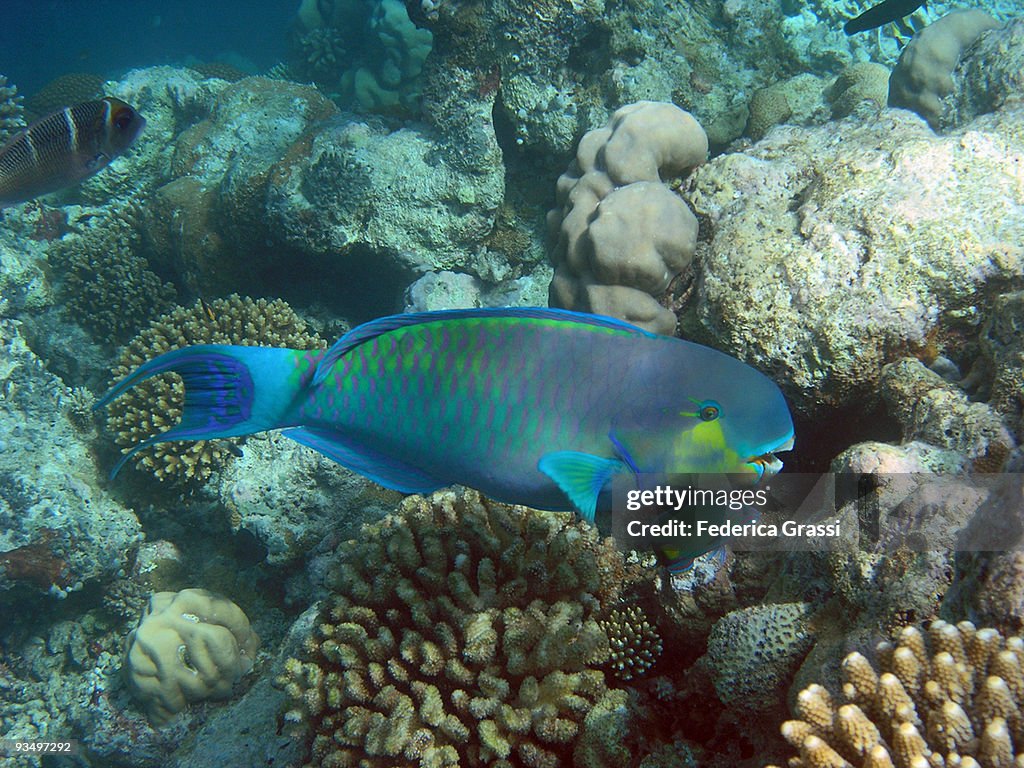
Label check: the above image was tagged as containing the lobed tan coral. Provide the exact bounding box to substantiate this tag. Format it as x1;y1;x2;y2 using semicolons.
547;101;706;335
105;295;325;484
124;588;260;726
766;619;1024;768
888;10;1001;129
279;488;639;767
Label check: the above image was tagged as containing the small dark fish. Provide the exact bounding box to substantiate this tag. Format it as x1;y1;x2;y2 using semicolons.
0;97;145;208
844;0;926;34
199;297;217;322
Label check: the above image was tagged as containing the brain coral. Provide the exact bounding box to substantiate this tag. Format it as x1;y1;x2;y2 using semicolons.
766;620;1024;768
279;488;639;768
105;295;324;484
47;212;176;342
706;603;815;712
124;588;260;727
548;101;707;335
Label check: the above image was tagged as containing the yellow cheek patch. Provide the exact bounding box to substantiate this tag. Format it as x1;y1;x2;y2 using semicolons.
670;420;744;473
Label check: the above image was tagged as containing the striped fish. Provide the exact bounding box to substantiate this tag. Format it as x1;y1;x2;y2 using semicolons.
96;308;794;549
0;97;145;207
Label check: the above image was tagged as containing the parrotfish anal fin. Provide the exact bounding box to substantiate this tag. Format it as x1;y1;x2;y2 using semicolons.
538;451;625;523
313;306;654;384
283;427;444;494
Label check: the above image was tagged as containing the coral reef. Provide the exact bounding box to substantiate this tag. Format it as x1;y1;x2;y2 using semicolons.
980;291;1024;442
143;77;337;294
279;488;641;767
0;318;142;602
767;620;1024;768
23;72;103;120
124;589;260;726
104;295;324;484
745;74;829;141
888;9;1001;130
827;63;891;119
706;603;815;712
687;104;1024;415
266;115;504;276
47;212;176;342
599;604;663;682
547;101;706;335
947;18;1024;131
0;74;25;145
292;0;432;115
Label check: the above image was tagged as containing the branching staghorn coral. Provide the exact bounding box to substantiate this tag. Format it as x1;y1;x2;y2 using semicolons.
766;619;1024;768
279;488;640;768
105;295;325;484
0;74;25;145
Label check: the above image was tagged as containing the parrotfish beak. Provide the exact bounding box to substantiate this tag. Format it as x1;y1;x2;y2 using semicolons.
746;433;795;481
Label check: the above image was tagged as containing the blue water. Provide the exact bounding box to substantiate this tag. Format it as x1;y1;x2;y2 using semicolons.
0;0;291;94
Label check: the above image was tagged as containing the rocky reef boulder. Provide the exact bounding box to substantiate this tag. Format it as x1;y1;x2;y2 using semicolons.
266;115;504;275
687;105;1024;415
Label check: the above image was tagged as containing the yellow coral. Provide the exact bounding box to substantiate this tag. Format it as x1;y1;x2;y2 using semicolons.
766;620;1024;768
105;295;324;484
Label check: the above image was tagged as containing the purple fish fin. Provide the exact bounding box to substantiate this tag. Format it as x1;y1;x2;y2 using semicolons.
537;450;626;524
95;344;299;479
313;307;655;384
283;426;444;494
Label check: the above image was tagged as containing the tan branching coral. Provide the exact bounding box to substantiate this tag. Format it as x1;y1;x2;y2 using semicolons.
279;488;638;767
599;604;663;682
766;620;1024;768
0;74;25;145
105;295;324;484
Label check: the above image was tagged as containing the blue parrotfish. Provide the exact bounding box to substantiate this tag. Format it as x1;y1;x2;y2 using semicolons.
96;308;794;532
0;97;145;208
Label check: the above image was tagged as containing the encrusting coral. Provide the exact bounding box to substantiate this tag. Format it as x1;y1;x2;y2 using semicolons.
105;295;325;484
766;619;1024;768
279;488;642;768
124;588;260;727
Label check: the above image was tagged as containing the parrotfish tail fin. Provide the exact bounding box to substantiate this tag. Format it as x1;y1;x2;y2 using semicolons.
538;450;626;524
94;344;301;478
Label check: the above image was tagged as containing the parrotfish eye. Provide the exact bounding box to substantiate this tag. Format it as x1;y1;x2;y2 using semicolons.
699;402;720;421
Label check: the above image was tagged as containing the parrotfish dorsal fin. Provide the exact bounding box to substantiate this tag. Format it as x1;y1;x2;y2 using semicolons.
537;450;626;523
313;307;654;385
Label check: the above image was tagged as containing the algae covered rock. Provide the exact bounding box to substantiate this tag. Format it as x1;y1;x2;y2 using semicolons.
689;106;1024;415
266;116;504;276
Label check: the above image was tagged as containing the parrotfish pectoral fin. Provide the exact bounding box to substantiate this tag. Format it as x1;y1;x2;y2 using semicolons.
94;344;300;479
538;451;625;523
283;427;444;494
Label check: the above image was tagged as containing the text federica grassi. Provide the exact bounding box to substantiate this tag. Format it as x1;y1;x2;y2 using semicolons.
625;519;841;538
